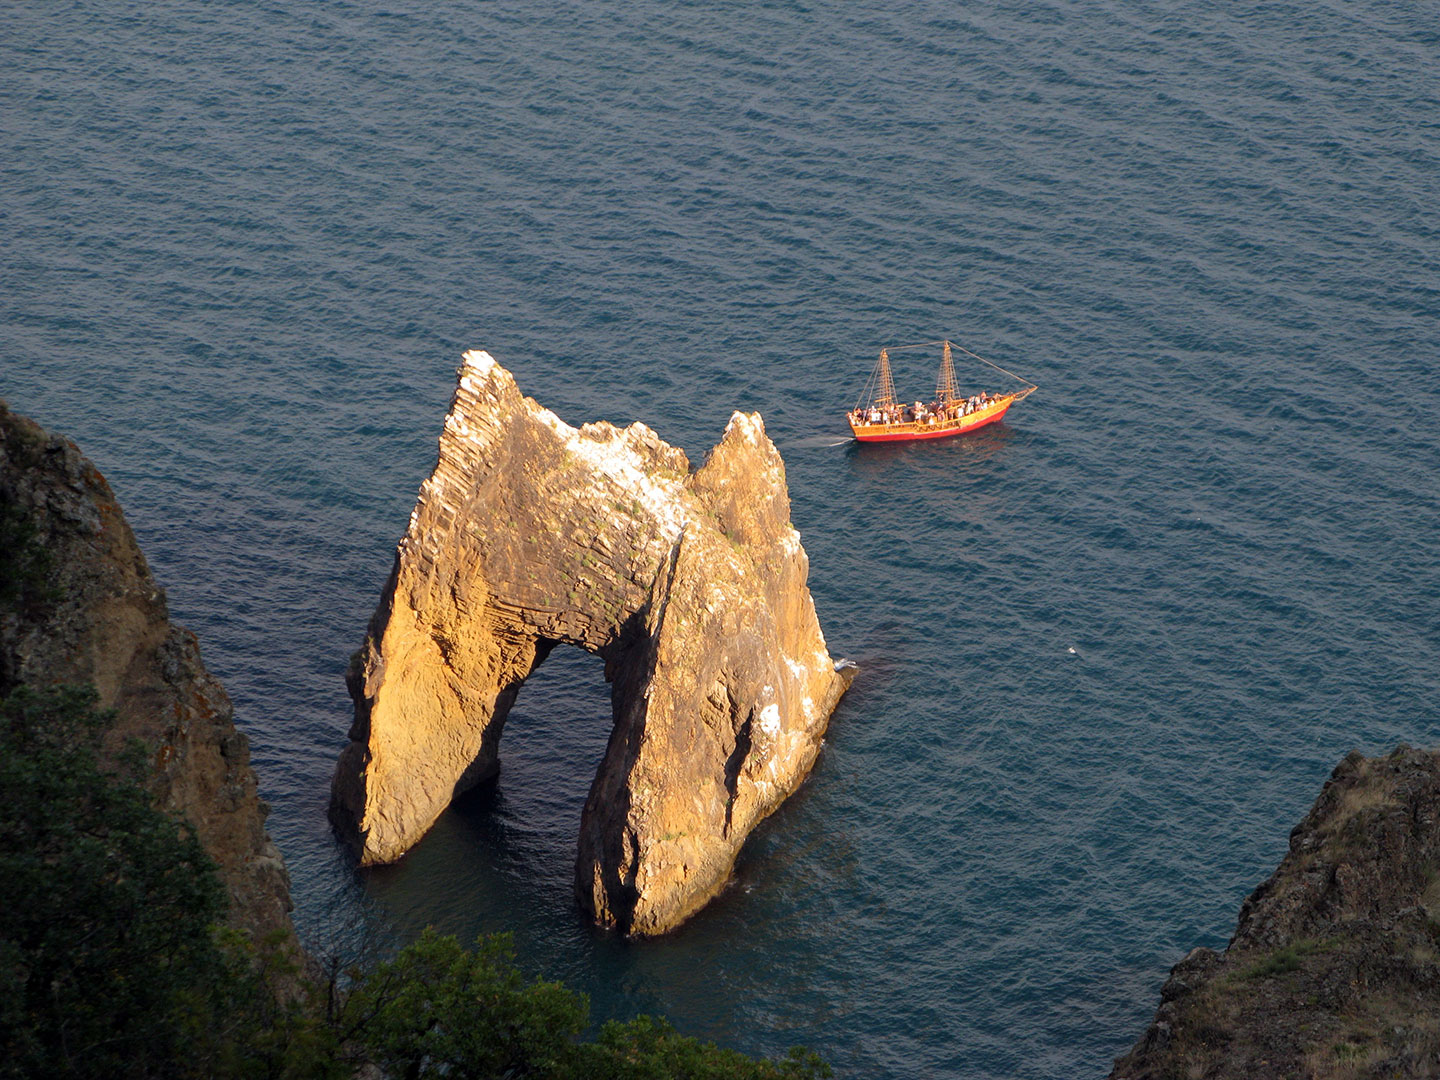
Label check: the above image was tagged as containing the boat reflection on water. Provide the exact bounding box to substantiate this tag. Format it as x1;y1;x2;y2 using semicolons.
844;420;1021;492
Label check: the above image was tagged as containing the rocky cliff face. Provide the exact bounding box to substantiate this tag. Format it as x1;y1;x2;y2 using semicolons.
331;350;852;935
0;402;293;943
1111;746;1440;1080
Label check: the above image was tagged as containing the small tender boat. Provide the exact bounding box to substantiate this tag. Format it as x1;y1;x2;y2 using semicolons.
848;340;1037;443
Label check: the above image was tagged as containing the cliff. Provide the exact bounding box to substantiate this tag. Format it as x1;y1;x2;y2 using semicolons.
1111;746;1440;1079
0;402;293;943
331;350;853;935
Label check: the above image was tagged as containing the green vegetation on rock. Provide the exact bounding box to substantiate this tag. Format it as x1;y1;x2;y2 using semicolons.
1234;938;1334;981
0;684;301;1079
346;929;829;1080
0;498;56;615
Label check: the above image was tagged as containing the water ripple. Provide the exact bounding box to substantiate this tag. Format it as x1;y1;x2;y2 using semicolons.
4;1;1439;1076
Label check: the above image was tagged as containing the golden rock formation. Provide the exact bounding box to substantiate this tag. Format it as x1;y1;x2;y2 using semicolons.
330;351;852;935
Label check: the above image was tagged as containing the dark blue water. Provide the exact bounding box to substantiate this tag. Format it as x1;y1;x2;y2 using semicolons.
5;2;1439;1075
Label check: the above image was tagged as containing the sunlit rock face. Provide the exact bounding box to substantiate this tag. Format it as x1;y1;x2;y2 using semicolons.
330;351;852;935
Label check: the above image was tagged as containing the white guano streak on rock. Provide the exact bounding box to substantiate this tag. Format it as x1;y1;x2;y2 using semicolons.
757;702;782;738
725;411;766;444
461;348;498;377
531;407;690;542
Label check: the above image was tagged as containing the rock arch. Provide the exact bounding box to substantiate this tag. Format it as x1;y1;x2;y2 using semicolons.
330;352;852;935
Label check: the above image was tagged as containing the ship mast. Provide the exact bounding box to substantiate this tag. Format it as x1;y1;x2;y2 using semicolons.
935;340;959;403
875;348;896;407
856;347;898;412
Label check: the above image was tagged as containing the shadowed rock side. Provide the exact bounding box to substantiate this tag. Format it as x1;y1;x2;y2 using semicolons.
331;350;853;935
0;402;294;943
1111;746;1440;1080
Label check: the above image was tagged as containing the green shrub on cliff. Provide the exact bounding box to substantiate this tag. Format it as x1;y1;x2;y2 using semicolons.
338;929;830;1080
0;685;340;1080
0;499;57;618
574;1014;831;1079
0;685;228;1077
341;929;586;1077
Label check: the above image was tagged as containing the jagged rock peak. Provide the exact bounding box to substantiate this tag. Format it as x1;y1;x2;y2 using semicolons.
331;351;854;935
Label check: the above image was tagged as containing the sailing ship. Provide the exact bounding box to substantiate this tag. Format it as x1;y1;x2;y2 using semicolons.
848;340;1037;443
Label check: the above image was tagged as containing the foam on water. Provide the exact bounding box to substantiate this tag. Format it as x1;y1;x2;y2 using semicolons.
4;1;1438;1076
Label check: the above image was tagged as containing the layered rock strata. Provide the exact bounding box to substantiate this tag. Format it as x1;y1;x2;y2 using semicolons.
331;350;852;935
1111;746;1440;1080
0;402;294;942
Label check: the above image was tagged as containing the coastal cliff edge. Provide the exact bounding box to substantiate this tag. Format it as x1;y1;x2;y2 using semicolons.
1112;746;1440;1079
0;401;294;943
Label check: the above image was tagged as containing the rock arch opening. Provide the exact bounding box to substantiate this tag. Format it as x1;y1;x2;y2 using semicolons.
473;646;615;881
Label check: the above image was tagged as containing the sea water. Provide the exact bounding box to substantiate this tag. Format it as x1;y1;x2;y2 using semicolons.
4;2;1438;1075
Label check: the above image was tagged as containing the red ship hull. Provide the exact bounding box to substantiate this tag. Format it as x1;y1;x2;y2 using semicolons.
850;400;1013;443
